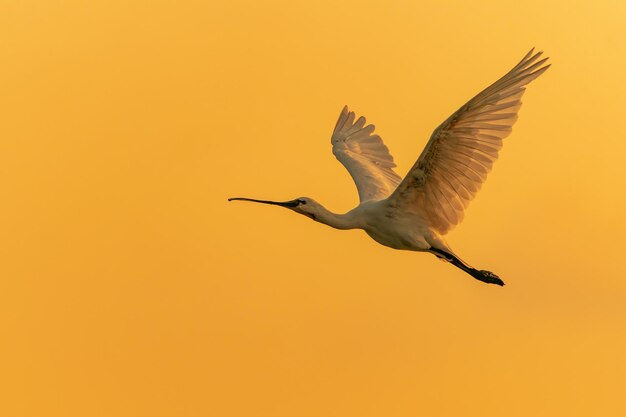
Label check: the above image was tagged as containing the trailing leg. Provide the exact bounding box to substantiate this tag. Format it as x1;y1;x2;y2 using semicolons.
430;247;505;286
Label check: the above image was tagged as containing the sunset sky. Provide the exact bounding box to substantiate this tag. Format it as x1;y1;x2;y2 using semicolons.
1;1;626;416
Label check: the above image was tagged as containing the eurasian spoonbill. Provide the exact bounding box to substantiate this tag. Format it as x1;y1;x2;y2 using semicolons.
230;49;549;286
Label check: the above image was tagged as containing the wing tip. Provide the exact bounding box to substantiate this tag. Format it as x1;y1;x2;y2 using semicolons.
334;105;351;133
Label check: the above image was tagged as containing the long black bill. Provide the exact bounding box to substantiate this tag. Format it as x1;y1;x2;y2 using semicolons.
228;197;300;208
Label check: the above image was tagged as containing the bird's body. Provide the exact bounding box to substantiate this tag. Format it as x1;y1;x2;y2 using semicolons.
361;202;440;252
230;49;550;286
315;200;436;251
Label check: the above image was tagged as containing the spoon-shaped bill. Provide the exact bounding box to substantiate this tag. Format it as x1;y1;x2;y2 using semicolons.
228;197;301;208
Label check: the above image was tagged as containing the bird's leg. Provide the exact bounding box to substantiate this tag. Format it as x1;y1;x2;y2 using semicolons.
429;248;505;286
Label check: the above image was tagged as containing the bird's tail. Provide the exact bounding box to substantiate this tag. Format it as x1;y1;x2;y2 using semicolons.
429;247;505;286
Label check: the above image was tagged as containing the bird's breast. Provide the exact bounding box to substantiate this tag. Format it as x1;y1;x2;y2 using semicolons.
361;208;431;251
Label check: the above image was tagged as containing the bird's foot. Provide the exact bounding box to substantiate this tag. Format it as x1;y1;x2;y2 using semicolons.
474;270;505;286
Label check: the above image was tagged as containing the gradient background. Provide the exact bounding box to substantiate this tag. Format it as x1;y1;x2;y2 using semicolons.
1;1;625;416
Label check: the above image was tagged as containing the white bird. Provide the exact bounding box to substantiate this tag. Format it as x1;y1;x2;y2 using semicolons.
230;49;549;286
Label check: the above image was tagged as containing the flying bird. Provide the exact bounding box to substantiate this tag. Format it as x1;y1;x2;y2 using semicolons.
230;49;549;286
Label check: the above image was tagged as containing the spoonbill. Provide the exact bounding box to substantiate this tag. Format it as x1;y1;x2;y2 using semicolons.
230;49;549;286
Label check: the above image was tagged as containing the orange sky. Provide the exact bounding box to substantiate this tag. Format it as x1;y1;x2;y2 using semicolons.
1;1;625;416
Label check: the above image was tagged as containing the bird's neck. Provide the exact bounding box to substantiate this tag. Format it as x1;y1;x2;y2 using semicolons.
314;207;360;230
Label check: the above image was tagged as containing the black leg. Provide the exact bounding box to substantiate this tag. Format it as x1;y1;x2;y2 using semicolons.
429;248;505;286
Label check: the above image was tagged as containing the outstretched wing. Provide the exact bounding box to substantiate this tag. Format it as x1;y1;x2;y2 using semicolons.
331;106;402;202
390;49;550;234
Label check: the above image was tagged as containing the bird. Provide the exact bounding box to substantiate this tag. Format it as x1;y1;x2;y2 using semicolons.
229;49;549;286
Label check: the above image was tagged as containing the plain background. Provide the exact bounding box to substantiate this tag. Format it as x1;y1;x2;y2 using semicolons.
1;1;625;416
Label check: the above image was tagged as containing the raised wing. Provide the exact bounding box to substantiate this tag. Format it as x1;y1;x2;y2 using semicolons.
332;106;402;202
390;49;550;234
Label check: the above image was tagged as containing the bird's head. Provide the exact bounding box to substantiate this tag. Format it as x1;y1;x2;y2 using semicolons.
228;196;323;221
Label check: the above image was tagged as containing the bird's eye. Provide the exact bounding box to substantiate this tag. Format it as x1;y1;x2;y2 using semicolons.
298;199;307;205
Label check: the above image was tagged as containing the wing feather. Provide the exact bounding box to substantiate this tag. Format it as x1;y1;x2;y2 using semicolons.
331;106;402;202
390;49;550;234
